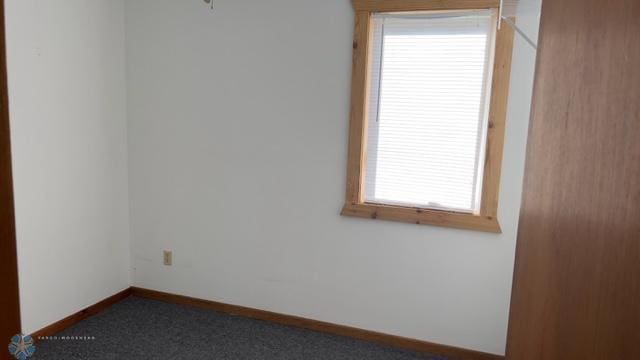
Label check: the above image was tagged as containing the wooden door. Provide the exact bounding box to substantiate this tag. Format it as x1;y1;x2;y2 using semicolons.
0;0;22;356
506;0;640;359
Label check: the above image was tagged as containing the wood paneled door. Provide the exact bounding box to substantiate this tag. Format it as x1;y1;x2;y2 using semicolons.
506;0;640;359
0;0;22;357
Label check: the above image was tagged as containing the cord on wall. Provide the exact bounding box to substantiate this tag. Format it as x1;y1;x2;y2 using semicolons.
203;0;213;10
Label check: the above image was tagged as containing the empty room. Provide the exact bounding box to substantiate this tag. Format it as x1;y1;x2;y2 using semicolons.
1;0;638;359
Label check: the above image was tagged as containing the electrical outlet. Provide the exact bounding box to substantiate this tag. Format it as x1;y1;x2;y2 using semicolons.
163;250;172;266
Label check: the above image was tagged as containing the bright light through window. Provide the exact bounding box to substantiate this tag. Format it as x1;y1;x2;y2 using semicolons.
364;10;497;213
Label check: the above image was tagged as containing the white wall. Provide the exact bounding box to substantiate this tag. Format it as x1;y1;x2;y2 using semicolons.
5;0;131;334
3;0;539;353
125;0;540;355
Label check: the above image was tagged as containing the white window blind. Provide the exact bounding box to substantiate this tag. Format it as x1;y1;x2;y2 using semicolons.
364;10;497;214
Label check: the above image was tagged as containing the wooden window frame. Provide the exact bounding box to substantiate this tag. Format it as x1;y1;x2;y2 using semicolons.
341;0;514;233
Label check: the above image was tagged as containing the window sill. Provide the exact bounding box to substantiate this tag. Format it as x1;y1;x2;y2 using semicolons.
341;202;502;233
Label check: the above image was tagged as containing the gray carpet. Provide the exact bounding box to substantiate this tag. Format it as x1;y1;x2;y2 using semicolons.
32;296;450;360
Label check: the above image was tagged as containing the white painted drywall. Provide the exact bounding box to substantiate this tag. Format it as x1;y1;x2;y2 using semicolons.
3;0;539;353
125;0;540;355
5;0;131;334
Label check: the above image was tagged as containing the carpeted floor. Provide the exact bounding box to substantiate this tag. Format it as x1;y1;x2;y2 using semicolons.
31;296;450;360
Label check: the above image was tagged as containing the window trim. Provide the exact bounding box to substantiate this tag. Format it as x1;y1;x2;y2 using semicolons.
341;0;514;233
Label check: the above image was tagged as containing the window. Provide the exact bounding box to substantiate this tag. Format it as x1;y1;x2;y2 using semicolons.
342;0;514;232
